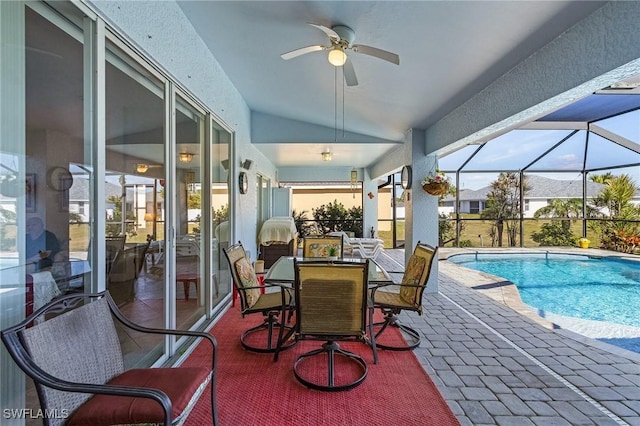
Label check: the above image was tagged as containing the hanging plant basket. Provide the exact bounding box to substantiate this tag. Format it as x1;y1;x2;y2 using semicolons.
422;182;450;196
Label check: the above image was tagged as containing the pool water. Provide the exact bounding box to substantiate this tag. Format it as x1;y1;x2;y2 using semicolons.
449;253;640;353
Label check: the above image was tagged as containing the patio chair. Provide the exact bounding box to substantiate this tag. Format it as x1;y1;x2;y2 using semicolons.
278;259;377;391
327;231;354;256
302;235;343;258
223;242;295;353
105;235;125;274
107;241;150;306
370;241;437;350
1;290;218;426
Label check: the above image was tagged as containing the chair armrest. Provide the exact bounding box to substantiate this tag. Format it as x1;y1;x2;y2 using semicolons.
369;282;394;297
370;282;422;298
105;293;217;371
1;330;174;425
241;282;281;291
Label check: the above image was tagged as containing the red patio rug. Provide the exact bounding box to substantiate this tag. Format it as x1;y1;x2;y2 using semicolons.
183;309;460;426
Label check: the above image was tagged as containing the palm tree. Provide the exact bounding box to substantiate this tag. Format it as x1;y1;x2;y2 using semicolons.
589;172;614;185
589;173;638;219
534;198;583;232
588;174;640;248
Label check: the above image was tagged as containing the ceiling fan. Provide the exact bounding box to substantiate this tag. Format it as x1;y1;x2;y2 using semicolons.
281;23;399;86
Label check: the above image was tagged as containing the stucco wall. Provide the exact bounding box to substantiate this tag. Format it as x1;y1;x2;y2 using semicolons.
87;0;276;257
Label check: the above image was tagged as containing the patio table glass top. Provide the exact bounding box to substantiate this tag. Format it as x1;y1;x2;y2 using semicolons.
264;256;392;286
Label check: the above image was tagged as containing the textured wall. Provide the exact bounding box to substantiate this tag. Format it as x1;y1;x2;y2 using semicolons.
87;0;276;256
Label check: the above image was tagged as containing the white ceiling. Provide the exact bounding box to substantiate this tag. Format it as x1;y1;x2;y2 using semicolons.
177;1;607;168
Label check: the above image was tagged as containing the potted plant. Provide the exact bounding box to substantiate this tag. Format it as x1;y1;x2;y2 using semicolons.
327;246;338;260
578;237;590;249
421;170;451;196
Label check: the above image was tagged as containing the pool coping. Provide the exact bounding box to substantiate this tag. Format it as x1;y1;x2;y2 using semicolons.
438;246;640;362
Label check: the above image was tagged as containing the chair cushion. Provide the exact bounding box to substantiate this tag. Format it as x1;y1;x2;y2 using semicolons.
399;254;427;305
374;290;416;309
21;298;124;416
235;257;261;308
66;367;211;426
307;242;341;258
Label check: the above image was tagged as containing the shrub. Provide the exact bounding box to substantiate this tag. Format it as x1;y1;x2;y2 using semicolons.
531;222;576;246
312;200;363;237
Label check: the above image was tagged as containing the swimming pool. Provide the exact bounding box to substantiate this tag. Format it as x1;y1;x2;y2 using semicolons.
448;252;640;353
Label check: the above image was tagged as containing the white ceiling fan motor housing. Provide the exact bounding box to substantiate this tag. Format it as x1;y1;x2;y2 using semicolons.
332;25;356;46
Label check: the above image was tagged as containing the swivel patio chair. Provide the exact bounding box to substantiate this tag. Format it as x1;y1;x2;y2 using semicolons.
302;235;343;258
105;235;125;275
107;241;150;306
277;259;377;391
371;242;437;351
1;290;218;426
223;242;295;353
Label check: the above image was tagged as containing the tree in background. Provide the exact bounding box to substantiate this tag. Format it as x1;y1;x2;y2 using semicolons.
438;212;466;246
481;173;529;247
312;199;363;237
531;198;583;246
0;208;16;250
213;203;229;225
105;195;137;237
292;209;317;240
588;173;640;250
187;189;201;209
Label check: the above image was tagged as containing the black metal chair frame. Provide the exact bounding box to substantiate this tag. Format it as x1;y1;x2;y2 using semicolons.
279;259;377;392
371;242;437;351
1;290;218;426
223;242;295;353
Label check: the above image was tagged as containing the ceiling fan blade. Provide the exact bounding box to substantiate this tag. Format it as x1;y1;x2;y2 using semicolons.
308;23;341;42
281;45;325;60
343;59;358;87
351;44;400;65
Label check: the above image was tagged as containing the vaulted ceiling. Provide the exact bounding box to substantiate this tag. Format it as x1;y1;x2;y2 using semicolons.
177;1;608;168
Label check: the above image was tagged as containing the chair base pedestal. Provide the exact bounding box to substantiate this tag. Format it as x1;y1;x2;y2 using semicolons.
241;311;296;354
373;313;421;351
293;341;368;392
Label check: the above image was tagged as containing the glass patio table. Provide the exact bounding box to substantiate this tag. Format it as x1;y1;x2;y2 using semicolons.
264;256;393;286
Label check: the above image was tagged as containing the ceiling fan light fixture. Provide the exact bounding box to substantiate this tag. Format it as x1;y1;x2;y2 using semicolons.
136;164;149;174
179;152;193;163
327;48;347;67
321;151;332;161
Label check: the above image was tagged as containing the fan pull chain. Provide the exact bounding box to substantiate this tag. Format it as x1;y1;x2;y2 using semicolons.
342;66;345;138
334;65;338;142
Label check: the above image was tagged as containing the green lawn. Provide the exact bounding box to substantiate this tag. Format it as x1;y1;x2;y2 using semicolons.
445;215;592;248
377;215;595;249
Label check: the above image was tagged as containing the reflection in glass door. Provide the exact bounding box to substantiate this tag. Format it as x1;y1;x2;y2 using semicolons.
0;3;94;417
175;94;205;329
257;174;270;231
105;38;166;367
212;122;231;306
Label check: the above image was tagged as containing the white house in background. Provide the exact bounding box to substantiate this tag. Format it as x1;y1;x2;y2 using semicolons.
440;175;611;218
